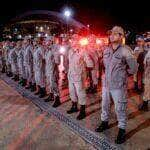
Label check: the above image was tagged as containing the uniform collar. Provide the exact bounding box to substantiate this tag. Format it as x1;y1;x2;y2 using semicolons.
111;44;122;53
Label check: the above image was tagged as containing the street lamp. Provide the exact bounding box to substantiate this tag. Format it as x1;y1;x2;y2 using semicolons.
40;26;44;32
63;8;73;36
64;9;72;18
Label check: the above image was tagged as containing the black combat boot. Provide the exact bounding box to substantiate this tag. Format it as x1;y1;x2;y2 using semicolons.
138;101;149;111
115;128;126;144
34;85;41;95
12;74;19;81
44;93;54;102
30;83;36;92
15;74;19;81
76;105;86;120
39;87;46;98
25;82;32;89
7;72;13;77
67;102;78;114
6;72;10;77
52;96;61;108
11;75;15;80
1;67;6;73
10;72;13;77
95;121;109;132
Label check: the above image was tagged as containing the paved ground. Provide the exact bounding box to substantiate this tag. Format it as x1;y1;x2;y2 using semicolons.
0;80;95;150
0;74;150;150
58;77;150;150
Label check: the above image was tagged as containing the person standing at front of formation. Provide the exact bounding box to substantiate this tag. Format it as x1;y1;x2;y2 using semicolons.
95;26;138;144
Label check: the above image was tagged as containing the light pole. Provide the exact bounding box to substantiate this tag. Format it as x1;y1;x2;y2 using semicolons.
63;8;73;36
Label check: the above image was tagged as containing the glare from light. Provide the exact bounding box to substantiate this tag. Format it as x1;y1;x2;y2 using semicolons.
63;8;72;18
8;35;12;39
37;33;41;37
59;46;66;54
70;29;73;32
40;26;44;31
18;35;22;39
96;39;102;45
45;33;48;37
28;35;32;38
79;38;89;46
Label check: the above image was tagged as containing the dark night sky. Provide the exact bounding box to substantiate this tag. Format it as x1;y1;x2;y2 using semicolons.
0;0;149;33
